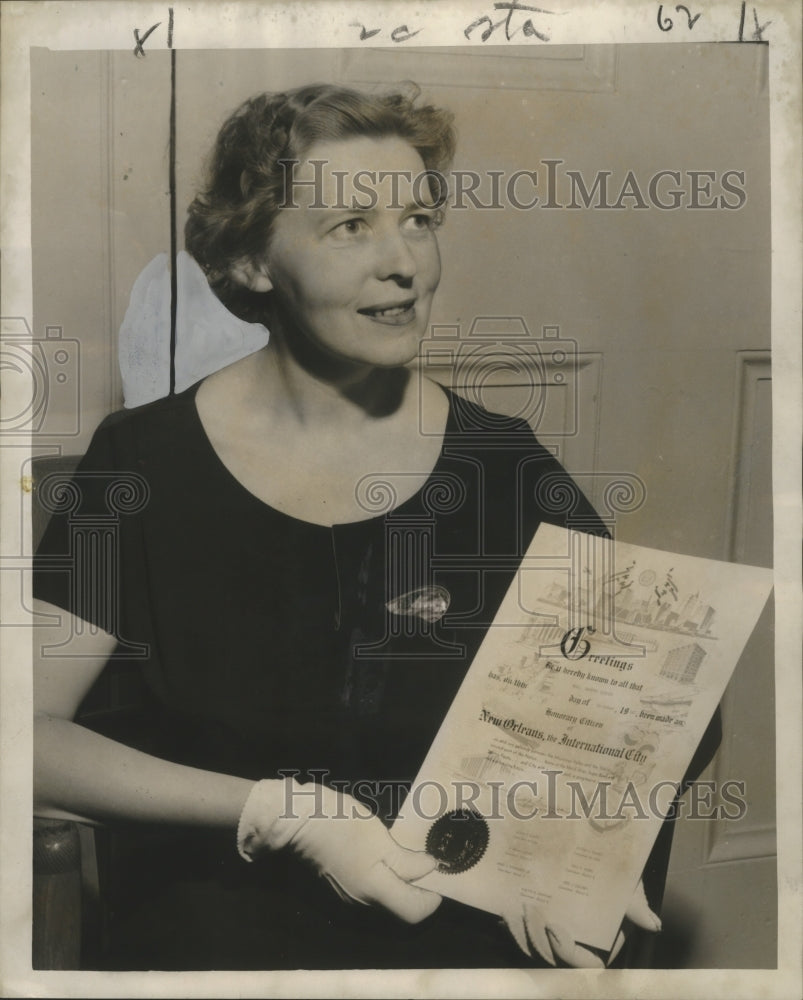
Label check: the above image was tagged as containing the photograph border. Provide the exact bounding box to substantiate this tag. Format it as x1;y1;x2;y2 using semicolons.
1;2;800;998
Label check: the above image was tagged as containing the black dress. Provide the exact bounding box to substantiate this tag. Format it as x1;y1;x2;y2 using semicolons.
33;381;719;970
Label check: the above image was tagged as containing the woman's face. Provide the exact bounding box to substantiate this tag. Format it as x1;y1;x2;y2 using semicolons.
260;135;443;370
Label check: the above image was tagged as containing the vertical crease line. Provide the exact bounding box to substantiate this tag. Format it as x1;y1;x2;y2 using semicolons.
102;53;117;410
331;527;343;631
169;46;178;396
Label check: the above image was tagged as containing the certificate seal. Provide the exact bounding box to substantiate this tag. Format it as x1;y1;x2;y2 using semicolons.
425;808;489;874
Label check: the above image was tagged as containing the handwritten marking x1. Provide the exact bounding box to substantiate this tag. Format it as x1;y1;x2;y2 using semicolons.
751;7;771;41
133;21;161;57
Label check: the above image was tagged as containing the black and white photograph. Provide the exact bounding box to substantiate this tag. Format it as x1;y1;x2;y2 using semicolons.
1;2;800;997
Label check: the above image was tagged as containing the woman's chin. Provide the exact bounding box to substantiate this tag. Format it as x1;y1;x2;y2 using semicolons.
364;340;426;370
332;328;428;372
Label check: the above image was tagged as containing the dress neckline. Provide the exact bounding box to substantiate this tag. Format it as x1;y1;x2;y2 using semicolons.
187;379;456;531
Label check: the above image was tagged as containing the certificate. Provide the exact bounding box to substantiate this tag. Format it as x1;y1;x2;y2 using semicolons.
392;524;774;952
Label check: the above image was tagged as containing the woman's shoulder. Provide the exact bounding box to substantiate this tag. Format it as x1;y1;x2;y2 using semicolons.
81;384;202;471
93;383;200;439
437;385;607;535
440;385;550;450
104;382;198;425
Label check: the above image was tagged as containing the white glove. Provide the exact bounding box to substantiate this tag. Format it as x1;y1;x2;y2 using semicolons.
237;777;441;924
505;879;661;967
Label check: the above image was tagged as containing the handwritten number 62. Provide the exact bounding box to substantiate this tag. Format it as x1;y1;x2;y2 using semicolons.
657;4;702;31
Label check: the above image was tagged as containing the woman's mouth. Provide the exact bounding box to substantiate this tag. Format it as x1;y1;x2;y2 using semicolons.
357;299;417;326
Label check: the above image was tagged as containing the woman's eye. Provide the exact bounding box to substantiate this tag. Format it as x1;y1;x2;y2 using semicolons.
331;218;368;239
402;211;444;234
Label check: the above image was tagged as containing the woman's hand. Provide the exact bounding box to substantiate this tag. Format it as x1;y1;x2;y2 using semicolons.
504;879;661;967
238;778;442;924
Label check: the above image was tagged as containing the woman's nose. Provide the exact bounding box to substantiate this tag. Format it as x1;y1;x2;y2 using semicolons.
374;230;417;282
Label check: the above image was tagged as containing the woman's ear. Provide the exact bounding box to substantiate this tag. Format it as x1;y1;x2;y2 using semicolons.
229;257;273;293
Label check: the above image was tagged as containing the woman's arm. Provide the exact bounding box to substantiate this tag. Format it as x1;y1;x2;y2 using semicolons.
33;599;440;923
33;599;254;827
35;718;254;827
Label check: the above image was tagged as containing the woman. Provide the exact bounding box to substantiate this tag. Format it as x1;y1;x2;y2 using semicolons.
33;83;709;970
